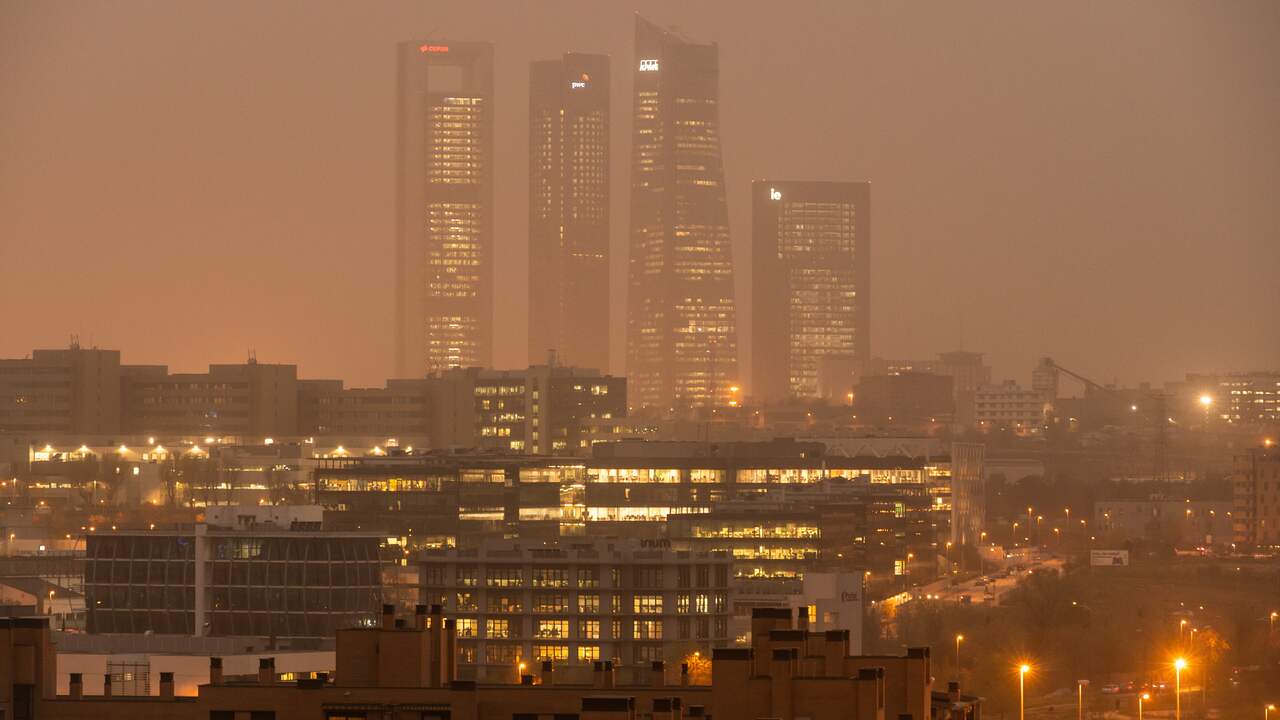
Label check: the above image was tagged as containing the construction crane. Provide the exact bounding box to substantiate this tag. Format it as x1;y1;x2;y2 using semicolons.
1041;358;1170;483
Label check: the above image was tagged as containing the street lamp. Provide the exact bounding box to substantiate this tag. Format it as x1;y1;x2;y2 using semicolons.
955;634;964;672
1174;657;1187;720
1271;611;1277;632
1138;692;1149;720
1077;679;1089;720
1018;664;1032;720
1266;704;1276;720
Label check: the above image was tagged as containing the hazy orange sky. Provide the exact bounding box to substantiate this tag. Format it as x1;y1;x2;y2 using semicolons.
2;1;1277;390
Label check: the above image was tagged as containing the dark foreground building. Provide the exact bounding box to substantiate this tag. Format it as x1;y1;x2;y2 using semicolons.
1;606;981;720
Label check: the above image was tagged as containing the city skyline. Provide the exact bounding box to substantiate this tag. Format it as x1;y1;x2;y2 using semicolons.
2;2;1277;389
2;5;1278;714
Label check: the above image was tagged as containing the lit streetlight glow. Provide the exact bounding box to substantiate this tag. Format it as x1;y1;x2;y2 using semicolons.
1174;657;1187;720
1018;663;1032;720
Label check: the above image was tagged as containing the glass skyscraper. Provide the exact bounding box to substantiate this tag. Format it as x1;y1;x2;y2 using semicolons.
396;41;495;376
752;181;870;401
528;53;611;370
627;16;738;410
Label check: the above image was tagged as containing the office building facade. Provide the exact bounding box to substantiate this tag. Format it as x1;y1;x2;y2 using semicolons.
0;346;121;435
528;54;611;371
121;360;299;440
396;41;496;376
297;378;430;441
628;16;739;410
83;507;383;637
417;541;731;681
1232;447;1280;548
752;181;870;402
424;365;626;455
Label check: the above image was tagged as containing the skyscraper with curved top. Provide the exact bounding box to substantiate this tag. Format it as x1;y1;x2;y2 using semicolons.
628;15;739;411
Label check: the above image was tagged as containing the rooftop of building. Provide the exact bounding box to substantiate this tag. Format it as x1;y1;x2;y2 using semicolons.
416;538;731;562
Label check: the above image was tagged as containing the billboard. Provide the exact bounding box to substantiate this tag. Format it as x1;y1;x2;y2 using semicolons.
1090;549;1130;567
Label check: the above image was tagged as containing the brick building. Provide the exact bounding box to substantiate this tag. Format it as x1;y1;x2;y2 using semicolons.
2;605;981;720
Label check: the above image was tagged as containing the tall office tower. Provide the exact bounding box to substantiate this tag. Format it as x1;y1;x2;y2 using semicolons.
752;181;870;402
528;53;611;369
627;16;739;411
396;41;495;377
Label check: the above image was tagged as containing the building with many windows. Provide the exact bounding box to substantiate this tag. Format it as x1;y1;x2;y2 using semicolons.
2;607;978;720
424;365;627;455
628;16;739;410
297;378;430;441
752;181;870;402
1171;371;1280;425
395;40;496;376
0;345;122;435
1232;446;1280;549
528;53;611;371
83;506;383;637
416;540;731;682
973;380;1050;435
121;360;299;440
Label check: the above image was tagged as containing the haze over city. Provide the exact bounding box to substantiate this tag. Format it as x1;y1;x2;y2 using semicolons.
3;1;1276;387
1;3;1279;720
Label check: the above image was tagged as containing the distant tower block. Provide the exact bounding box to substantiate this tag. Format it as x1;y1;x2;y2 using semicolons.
396;41;495;377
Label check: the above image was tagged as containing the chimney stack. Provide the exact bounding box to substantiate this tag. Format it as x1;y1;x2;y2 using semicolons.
209;657;223;684
948;681;961;702
428;605;444;688
381;603;395;628
258;657;275;685
102;673;112;698
415;604;429;631
823;630;848;677
159;672;174;699
69;673;83;700
445;617;458;684
603;660;615;689
541;660;554;686
650;660;665;687
797;605;810;633
592;661;605;688
680;662;689;686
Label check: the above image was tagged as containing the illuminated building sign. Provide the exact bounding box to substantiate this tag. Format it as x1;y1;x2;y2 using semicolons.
419;44;450;54
638;58;660;72
571;81;587;89
770;187;782;201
